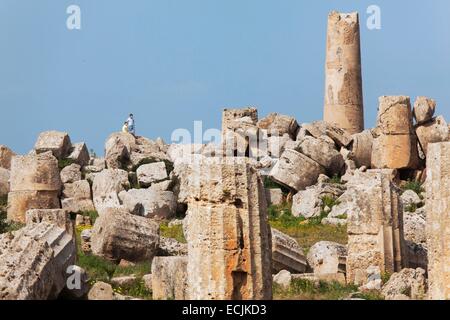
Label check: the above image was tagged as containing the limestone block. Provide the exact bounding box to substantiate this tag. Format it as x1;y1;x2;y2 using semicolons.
413;97;436;125
269;149;325;192
426;142;450;300
346;170;407;284
300;121;351;147
323;11;364;135
34;131;72;160
151;256;188;300
60;163;82;184
271;228;307;274
91;207;160;262
62;180;91;200
257;113;299;138
104;132;136;169
67;142;90;167
0;168;9;197
372;96;419;169
136;162;168;187
265;188;284;206
415;116;448;156
298;136;345;176
92;169;129;212
348;129;373;168
186;157;272;300
306;241;347;276
119;188;176;219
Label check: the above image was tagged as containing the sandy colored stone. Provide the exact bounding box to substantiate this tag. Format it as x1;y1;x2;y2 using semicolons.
265;188;284;206
91;207;160;263
136;162;168;187
307;241;347;276
92;169;129;212
34;131;72;160
60;163;82;184
67;142;90;167
269;149;325;192
346;170;407;284
7;152;62;223
0;168;9;197
413;96;436;125
0;145;15;169
300;121;351;147
323;11;364;135
348;129;373;168
119;188;176;219
185;157;272;300
372;96;419;169
257;113;299;138
415;116;449;156
151;256;188;300
426;142;450;300
104;132;136;169
271;228;307;274
88;282;114;300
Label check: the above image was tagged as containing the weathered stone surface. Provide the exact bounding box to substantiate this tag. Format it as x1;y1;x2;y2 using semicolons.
381;268;427;300
269;149;325;192
257;113;299;138
273;270;292;289
307;241;347;276
413;96;436;125
151;256;188;300
323;11;364;135
167;144;205;162
60;163;82;184
62;180;91;200
62;198;95;214
0;168;9;197
104;132;136;169
358;266;382;292
372;96;419;169
92;169;129;212
426;142;450;300
91;207;159;262
7;152;62;223
34;131;72;160
221;107;260;157
271;228;307;274
0;145;15;169
110;275;137;287
300;121;351;147
292;181;346;218
403;212;426;245
415;116;448;156
0;209;76;300
297;136;345;176
401;190;422;208
346;170;407;284
348;129;373;168
67;142;90;167
136;162;168;187
118;188;176;219
265;188;284;206
88;282;114;300
186;157;272;300
158;237;188;256
266;134;291;158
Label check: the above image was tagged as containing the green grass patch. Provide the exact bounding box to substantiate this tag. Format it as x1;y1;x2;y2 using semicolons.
112;279;152;300
160;221;186;243
273;279;359;300
78;210;99;224
0;206;25;234
329;174;344;185
113;261;152;278
268;203;347;254
58;158;76;170
401;180;424;195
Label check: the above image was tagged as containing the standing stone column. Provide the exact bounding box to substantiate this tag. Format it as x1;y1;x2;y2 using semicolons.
7;152;62;223
323;11;364;135
372;96;419;169
426;142;450;300
346;170;407;284
186;157;272;300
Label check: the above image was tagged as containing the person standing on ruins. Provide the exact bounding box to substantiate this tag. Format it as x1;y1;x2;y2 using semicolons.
126;113;135;137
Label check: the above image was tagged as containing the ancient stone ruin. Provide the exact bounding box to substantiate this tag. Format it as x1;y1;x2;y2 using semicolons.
323;11;364;135
0;9;449;302
185;157;272;300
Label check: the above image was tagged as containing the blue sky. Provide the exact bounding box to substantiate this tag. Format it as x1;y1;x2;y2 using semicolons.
0;0;449;154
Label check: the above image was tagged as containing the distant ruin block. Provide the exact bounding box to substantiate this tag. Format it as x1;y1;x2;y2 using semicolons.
426;142;450;300
151;256;188;300
185;157;272;300
7;152;62;223
371;96;419;169
346;170;407;284
221;107;262;157
323;11;364;135
34;131;72;160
